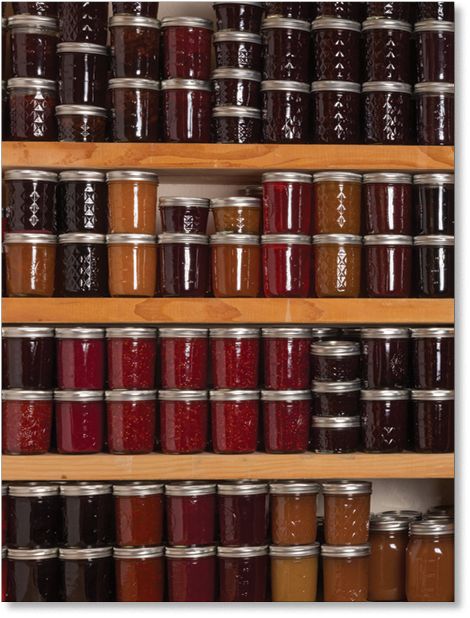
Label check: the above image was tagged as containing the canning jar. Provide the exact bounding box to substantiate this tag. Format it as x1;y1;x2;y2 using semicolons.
313;172;361;235
7;548;59;602
315;2;364;21
2;326;54;390
107;327;157;389
427;505;454;517
210;327;260;389
214;2;263;32
262;172;312;235
2;548;6;600
4;169;57;235
7;77;57;140
322;544;370;602
210;389;260;453
8;15;58;79
406;521;454;601
364;234;413;297
211;233;261;297
270;481;319;545
161;17;213;80
166;546;216;602
415;20;454;82
218;481;269;546
265;2;314;20
262;234;311;297
366;2;414;20
56;104;107;142
414;235;454;297
165;482;216;546
414;173;454;235
363;81;412;144
107;234;157;297
56;233;108;297
107;170;158;234
55;390;104;454
159;327;208;389
7;483;60;548
313;234;362;297
417;2;454;21
362;18;412;83
243;184;263;198
311;81;361;144
415;82;454;145
369;517;408;601
58;42;108;106
261;80;310;143
411;389;454;453
262;327;311;389
361;327;410;388
322;481;372;545
159;390;208;454
160;197;209;234
411;327;454;389
2;389;53;454
58;171;107;234
56;327;105;390
158;232;210;296
213;31;262;71
12;3;58;16
311;340;360;382
312;18;361;82
261;17;311;82
312;379;361;417
380;509;422;521
114;546;164;602
161;79;211;142
60;547;115;601
112;3;159;17
363;173;412;235
311;415;361;452
106;390;157;454
361;389;409;452
109;78;160;142
58;2;108;45
262;390;311;453
113;482;163;547
212;68;261;107
211;196;261;234
218;546;268;602
213;105;261;143
110;15;160;80
270;544;319;602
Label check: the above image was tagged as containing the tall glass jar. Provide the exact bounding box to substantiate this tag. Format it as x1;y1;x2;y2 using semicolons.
262;172;313;235
165;482;216;546
58;2;108;45
213;105;261;143
59;547;115;601
411;327;454;390
159;327;208;389
363;81;412;144
4;232;56;297
322;544;370;602
311;81;361;144
369;517;408;601
159;390;208;454
166;546;216;602
7;77;57;140
415;20;454;83
211;233;260;297
262;390;311;453
218;546;268;602
113;482;163;547
107;233;157;297
415;82;454;145
261;80;310;143
56;233;108;297
213;31;262;71
161;79;212;142
2;326;54;390
56;327;105;390
58;42;108;106
55;390;104;454
262;234;311;297
4;169;57;234
361;389;410;453
7;483;60;548
109;78;160;142
107;327;157;390
361;327;410;388
107;170;159;234
106;389;157;454
58;171;107;234
8;15;58;79
322;480;372;545
262;327;311;389
158;232;210;297
261;17;311;82
270;481;319;545
313;234;362;297
210;327;260;389
362;18;412;83
109;15;160;80
414;235;454;298
270;544;319;601
411;389;454;453
161;17;213;80
363;173;413;235
413;173;454;235
217;481;269;546
364;234;413;297
313;172;361;234
312;18;361;82
7;548;59;601
114;546;164;602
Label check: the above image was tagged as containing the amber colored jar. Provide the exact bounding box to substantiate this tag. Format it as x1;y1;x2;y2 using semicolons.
414;235;454;298
362;18;412;83
369;517;408;601
58;42;108;106
415;82;454;145
213;31;262;71
312;18;361;82
107;233;157;297
313;234;362;298
313;172;361;234
161;78;212;143
261;17;311;82
107;170;158;234
261;80;310;143
415;20;454;83
261;234;312;297
406;521;454;601
109;78;160;143
212;68;261;108
158;232;210;297
114;546;164;602
112;3;159;18
411;326;454;390
218;545;268;601
311;81;361;144
56;104;107;142
56;233;108;297
58;170;107;234
323;480;372;545
364;234;413;297
161;17;213;80
361;389;410;453
361;327;410;389
8;15;58;79
363;172;413;235
214;2;263;32
58;2;108;45
213;105;261;143
211;197;261;234
413;173;454;236
5;169;57;234
113;482;163;547
7;77;57;140
110;15;160;80
270;481;319;546
270;544;319;602
4;232;56;297
322;544;371;602
211;233;260;298
411;389;454;453
363;81;412;144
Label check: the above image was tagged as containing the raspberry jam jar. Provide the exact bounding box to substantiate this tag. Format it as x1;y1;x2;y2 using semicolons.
213;31;262;71
59;547;115;601
4;232;56;297
165;482;216;546
213;105;261;143
261;389;311;453
107;170;159;234
159;327;208;389
214;2;263;32
2;389;53;455
313;172;361;234
218;546;268;602
361;389;410;453
311;415;361;452
321;544;370;602
56;327;105;390
411;327;454;390
411;389;454;453
262;327;311;389
2;326;54;390
7;77;57;140
211;196;261;234
217;481;269;546
56;104;107;142
312;379;361;417
262;172;312;234
261;17;311;82
262;234;311;297
58;2;108;45
311;340;361;382
414;173;454;235
159;232;210;296
5;168;57;234
112;3;159;18
311;81;361;144
362;18;412;83
323;480;371;544
113;482;163;547
361;327;410;389
414;235;454;297
210;327;260;389
210;389;260;453
166;546;216;602
109;78;160;142
312;18;361;82
106;389;157;454
162;79;212;142
106;327;157;389
8;15;58;80
114;546;164;602
364;234;413;297
160;197;209;234
107;234;157;297
368;517;409;602
261;80;310;143
7;548;60;602
270;481;319;546
56;233;108;297
55;390;105;454
7;483;60;548
58;170;107;234
212;68;261;107
161;17;213;80
363;81;412;144
58;42;108;106
159;390;208;454
313;234;362;298
415;20;454;82
363;173;412;235
109;15;160;80
270;543;320;601
417;2;454;21
210;233;261;297
415;82;454;145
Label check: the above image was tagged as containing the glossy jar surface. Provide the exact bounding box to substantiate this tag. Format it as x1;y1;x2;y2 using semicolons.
159;391;208;454
366;2;414;20
322;545;370;602
12;3;58;16
270;544;319;601
411;327;454;389
312;379;360;417
110;15;160;80
2;390;53;454
323;481;372;545
58;42;108;106
60;483;114;548
262;390;311;452
109;78;160;142
58;2;108;45
55;390;104;454
363;82;412;144
213;31;262;71
415;20;454;83
311;415;361;453
162;17;213;80
262;172;312;234
58;171;107;234
313;234;362;298
363;19;412;83
312;18;361;82
214;2;263;32
162;79;212;142
270;481;319;545
262;327;311;389
7;77;57;140
7;548;59;601
210;390;260;454
211;233;260;297
262;18;311;82
106;390;157;454
218;546;268;601
159;233;210;296
211;196;261;234
313;172;361;234
311;81;361;144
113;483;163;547
160;197;209;234
414;173;454;235
159;327;208;389
212;68;261;107
361;327;410;388
265;2;314;20
417;2;454;21
107;170;158;234
364;235;413;297
7;484;60;548
213;105;261;143
369;518;408;601
2;326;54;390
107;234;157;297
311;340;360;382
415;82;454;145
56;327;105;390
112;3;158;17
363;173;413;235
5;169;57;234
165;482;216;546
218;482;269;546
4;232;56;296
56;104;107;142
210;328;260;389
114;547;164;602
361;390;409;452
262;234;311;297
412;390;454;453
166;546;216;602
56;233;108;297
315;2;364;20
9;15;58;79
262;81;310;143
107;327;157;389
60;547;115;601
414;235;454;297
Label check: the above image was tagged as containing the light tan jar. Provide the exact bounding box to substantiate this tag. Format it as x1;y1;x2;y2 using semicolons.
270;543;319;602
211;197;261;234
322;480;372;545
4;232;56;297
322;544;370;602
107;233;157;297
107;170;159;234
270;481;320;545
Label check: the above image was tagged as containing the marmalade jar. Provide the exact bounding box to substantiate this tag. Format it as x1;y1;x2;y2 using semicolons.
158;232;210;297
213;105;261;143
165;482;216;546
262;172;313;235
210;327;260;389
270;481;319;545
218;546;268;601
214;2;263;33
56;233;108;297
159;327;208;389
4;232;56;297
413;173;454;235
107;170;159;234
322;544;370;602
2;325;54;390
4;168;57;234
113;482;163;547
311;81;361;144
369;517;408;601
362;18;412;83
361;327;410;388
313;172;361;235
312;379;361;417
55;327;105;390
411;327;454;390
55;104;107;142
363;81;412;144
312;18;361;82
414;235;454;298
8;15;58;79
261;17;311;82
211;233;261;297
7;483;60;549
109;15;160;80
213;31;262;71
415;82;454;145
217;481;269;546
211;196;261;234
161;16;213;80
270;544;319;602
313;234;362;298
159;390;208;454
58;2;108;45
262;327;311;389
210;389;260;454
363;172;413;235
58;170;107;234
166;546;216;602
322;480;372;545
262;390;311;453
364;234;413;297
311;415;361;452
114;546;164;602
411;389;454;453
415;20;454;83
58;42;108;106
59;547;115;601
311;340;360;382
106;327;157;389
7;77;57;140
261;234;311;297
106;389;157;454
160;197;209;234
162;79;212;143
7;548;59;602
109;78;160;142
360;389;410;453
212;67;261;107
107;233;157;297
261;80;310;143
54;390;104;454
2;389;53;454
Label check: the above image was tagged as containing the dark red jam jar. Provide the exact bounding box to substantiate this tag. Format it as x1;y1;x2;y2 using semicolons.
4;169;57;234
411;389;454;452
55;390;104;454
212;68;261;107
159;390;208;454
361;389;410;453
414;235;454;298
364;234;413;297
114;546;164;602
7;548;60;602
362;18;412;83
311;80;361;144
415;82;454;145
262;327;311;389
366;2;414;21
315;2;364;21
56;233;108;297
312;18;361;82
2;389;53;455
261;17;311;82
7;77;57;140
160;197;209;234
210;328;260;389
59;547;115;601
261;389;311;453
107;327;157;390
361;327;410;389
58;2;108;45
106;389;157;454
2;326;54;390
218;545;268;602
261;234;312;297
165;482;216;546
415;20;454;83
159;327;208;389
311;415;361;452
112;3;159;17
417;2;454;21
363;81;412;144
214;2;263;32
411;327;454;390
214;30;262;71
311;340;361;382
56;104;107;142
56;327;105;390
414;173;454;236
217;481;269;546
161;79;212;142
312;379;361;417
261;80;310;143
12;3;58;16
166;546;216;602
110;15;160;80
7;483;60;548
262;172;313;234
113;482;164;547
210;389;260;453
8;15;58;79
265;2;315;21
58;170;107;234
161;16;213;80
213;105;261;143
158;232;210;296
58;42;108;106
109;77;160;142
363;173;413;235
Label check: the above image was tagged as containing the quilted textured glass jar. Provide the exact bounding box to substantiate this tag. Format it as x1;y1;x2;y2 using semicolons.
109;78;160;142
58;2;108;45
311;81;361;144
4;232;56;297
366;2;414;20
214;2;263;32
161;79;212;143
415;20;454;82
107;233;157;297
415;82;454;145
313;172;361;234
363;172;413;235
261;17;311;82
262;80;310;143
58;170;107;234
313;234;362;297
109;15;160;80
312;18;361;82
212;68;261;107
311;340;361;382
5;169;57;234
213;31;262;71
363;81;412;144
161;16;213;80
361;327;410;389
413;173;454;235
270;544;319;602
7;77;57;140
414;235;454;298
312;379;361;417
56;104;107;142
58;42;108;106
270;480;319;546
262;234;312;297
364;234;413;297
315;2;364;21
8;15;58;79
362;18;412;83
322;480;371;545
213;106;261;143
160;197;209;234
211;196;261;234
211;233;261;297
56;233;108;297
158;232;210;297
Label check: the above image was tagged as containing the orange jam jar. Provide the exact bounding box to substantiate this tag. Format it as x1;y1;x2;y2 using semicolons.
107;170;159;234
107;233;157;297
322;544;370;602
210;233;261;297
313;234;362;297
322;480;372;545
270;543;320;602
270;481;319;546
211;197;261;234
4;232;56;297
313;172;362;234
369;516;409;601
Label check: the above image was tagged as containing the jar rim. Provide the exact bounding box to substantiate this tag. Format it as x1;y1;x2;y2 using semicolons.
55;104;108;118
109;14;161;28
311;340;360;356
313;234;362;245
161;78;212;92
380;509;422;520
261;16;311;31
60;482;112;496
410;521;454;535
262;327;311;338
158;390;208;401
322;480;372;495
212;68;261;81
261;234;311;245
410;327;454;338
364;234;413;246
54;390;104;402
261;80;310;93
217;480;268;495
362;17;412;31
114;546;164;558
363;172;412;184
2;389;53;401
158;233;209;245
213;105;261;119
7;77;56;90
411;389;454;401
55;327;104;339
213;29;261;43
113;482;163;496
106;389;157;402
58;233;106;244
361;327;410;338
2;326;54;338
106;170;159;182
161;16;213;29
218;545;268;557
107;233;156;245
165;546;216;558
312;16;361;31
59;170;106;182
262;171;312;183
313;171;362;183
261;389;311;401
159;197;210;208
414;235;454;246
269;543;320;557
312;415;361;428
210;232;260;245
210;389;260;401
59;547;113;559
269;481;320;495
362;81;412;94
370;518;410;532
4;232;56;245
8;14;58;32
57;42;108;55
312;379;361;393
106;327;156;338
165;481;216;496
361;389;410;401
8;548;58;560
4;169;58;182
210;327;260;338
9;483;59;497
321;544;371;558
210;196;261;208
414;82;454;94
108;77;161;91
158;327;208;338
311;80;361;93
413;173;454;185
415;19;454;32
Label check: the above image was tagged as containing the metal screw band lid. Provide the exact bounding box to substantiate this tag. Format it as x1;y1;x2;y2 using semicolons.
363;81;412;94
107;233;156;244
361;327;409;338
8;548;58;560
210;327;260;338
213;105;261;119
364;234;413;246
210;389;259;401
161;16;213;29
106;170;159;182
313;234;362;245
415;19;454;32
261;389;311;401
312;415;360;428
106;389;157;402
262;327;311;338
158;328;208;338
57;42;108;55
322;480;372;495
7;77;56;90
410;327;454;338
166;546;216;558
4;232;56;244
113;482;163;496
9;483;59;497
411;389;454;401
311;80;361;93
413;173;454;185
321;544;371;557
270;481;320;495
55;105;108;117
4;169;58;182
262;171;312;183
311;340;360;356
312;17;361;31
261;80;310;93
313;171;362;183
60;482;112;496
210;233;259;245
165;481;216;496
114;546;164;558
158;233;209;245
270;543;320;557
262;17;311;31
414;235;454;246
261;234;311;245
361;389;410;401
2;326;54;338
363;172;412;184
218;545;268;557
158;390;208;401
213;30;261;43
414;82;454;94
159;197;209;208
161;79;212;91
362;18;412;31
54;390;104;402
2;389;53;401
217;480;268;495
59;170;106;182
106;327;156;338
212;68;261;81
58;233;106;244
108;77;160;91
110;15;161;28
312;379;361;393
59;547;113;559
55;327;104;339
410;521;454;535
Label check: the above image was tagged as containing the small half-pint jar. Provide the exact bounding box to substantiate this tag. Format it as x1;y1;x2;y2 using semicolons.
214;2;263;32
2;389;53;455
107;169;159;234
158;232;210;297
414;235;454;298
56;233;108;297
107;233;157;297
261;80;310;143
114;546;164;602
211;196;261;234
311;17;361;82
312;379;361;417
165;546;216;602
212;67;261;107
58;170;107;234
210;232;261;297
210;389;260;454
7;77;57;140
413;173;454;236
1;325;54;390
4;232;56;297
56;104;107;142
261;17;311;82
7;547;60;602
362;18;412;83
210;327;260;389
415;20;454;83
262;327;311;389
363;81;412;144
270;481;320;546
161;78;212;143
4;168;57;234
364;234;413;297
8;14;58;79
411;326;454;390
361;327;410;389
160;197;209;234
311;81;361;144
262;171;313;235
161;16;213;80
217;480;269;546
106;389;157;454
55;327;105;390
218;545;268;602
261;233;312;297
311;340;361;382
54;390;104;454
270;543;320;602
57;42;108;106
313;172;361;235
113;482;164;547
322;544;370;602
213;30;262;71
158;327;209;389
165;481;216;546
159;390;209;454
363;172;413;235
311;415;361;453
261;389;311;453
322;480;372;545
415;82;454;145
213;105;261;143
109;14;160;80
361;389;410;453
109;78;160;142
411;389;454;453
313;234;362;297
106;327;157;390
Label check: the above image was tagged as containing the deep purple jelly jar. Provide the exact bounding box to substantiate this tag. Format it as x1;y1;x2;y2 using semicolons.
7;77;58;141
311;415;361;453
165;482;216;546
213;31;262;71
218;546;268;602
107;327;157;389
210;328;260;389
413;173;454;236
159;327;209;389
415;20;454;83
217;481;269;546
159;390;208;454
312;18;361;82
56;327;105;390
8;15;58;80
312;379;361;417
55;390;104;454
411;389;454;452
210;389;260;453
56;233;108;297
417;2;454;21
161;17;213;80
363;173;413;235
361;327;410;389
7;483;60;549
361;389;410;453
58;42;108;106
415;82;454;145
414;235;454;298
109;78;160;143
265;2;315;21
363;81;412;144
262;327;311;389
58;2;108;45
112;3;159;18
214;2;263;33
315;2;364;21
161;79;212;143
362;18;412;83
213;105;261;143
109;15;160;80
261;17;311;82
364;234;413;297
212;68;261;107
261;389;311;453
311;340;361;382
159;197;209;234
5;169;57;234
261;234;312;297
166;546;216;602
2;326;54;390
158;233;210;296
261;80;310;143
411;327;454;390
58;171;107;234
311;81;361;144
262;171;313;234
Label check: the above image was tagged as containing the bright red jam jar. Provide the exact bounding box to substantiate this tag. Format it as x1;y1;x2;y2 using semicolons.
262;327;311;389
161;16;213;80
261;234;312;297
166;546;216;602
210;389;260;454
2;389;53;454
217;481;269;546
159;390;208;454
161;79;212;143
114;546;164;602
209;327;260;389
159;327;208;389
165;481;216;546
54;390;104;454
106;327;157;390
364;234;413;297
113;482;164;547
56;327;105;390
106;389;157;454
262;172;313;234
261;389;311;453
218;545;268;601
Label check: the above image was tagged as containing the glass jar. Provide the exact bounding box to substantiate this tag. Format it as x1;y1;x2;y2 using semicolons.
55;390;104;454
217;481;269;546
312;18;361;82
2;389;53;454
2;326;54;390
114;546;164;602
406;521;454;601
159;390;208;454
7;548;59;602
56;233;108;297
213;105;261;143
106;389;157;454
311;81;361;144
8;77;57;140
211;233;261;297
4;169;57;235
364;234;413;297
161;16;213;80
7;483;60;548
363;172;412;235
270;481;319;545
261;17;311;82
218;546;268;602
261;234;311;297
161;79;212;142
414;235;454;298
160;197;209;234
411;327;454;389
315;2;364;21
214;2;263;32
158;232;210;296
113;482;163;547
112;3;159;18
56;104;107;142
58;2;108;45
415;82;454;145
262;172;312;235
380;509;422;521
109;78;160;142
361;327;410;388
8;15;58;79
107;327;157;389
210;389;260;454
58;171;107;234
211;196;261;234
311;415;361;452
159;327;208;389
361;389;409;453
312;379;361;417
427;505;454;517
2;547;6;601
261;80;310;143
110;15;160;80
270;544;319;601
417;2;454;21
313;234;362;297
415;20;454;83
210;327;260;389
411;389;454;453
369;517;408;601
107;170;158;234
366;2;414;21
362;18;412;83
107;233;157;297
321;544;370;602
213;31;262;71
60;547;115;601
56;327;105;390
262;390;311;453
58;42;108;106
212;68;261;107
262;327;311;389
311;340;361;382
414;173;454;236
313;172;361;235
363;81;412;144
166;546;216;602
243;184;263;197
322;481;372;545
165;482;216;546
12;3;58;16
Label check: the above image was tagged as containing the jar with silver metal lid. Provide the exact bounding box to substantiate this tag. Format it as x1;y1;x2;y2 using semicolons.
159;327;208;389
210;389;260;453
7;77;57;140
361;327;410;389
361;389;410;453
414;235;454;298
7;547;60;602
56;327;105;390
411;327;454;390
106;390;157;454
313;234;362;297
261;17;311;82
322;480;371;548
311;327;342;341
210;327;260;389
57;42;108;106
363;81;412;144
321;544;371;602
107;169;159;234
165;482;216;546
363;172;413;235
109;15;160;80
54;389;104;454
368;516;409;601
59;547;115;602
158;232;210;296
312;18;361;82
261;389;311;453
262;233;312;297
113;482;163;549
211;232;261;297
7;483;60;549
2;389;53;455
411;389;454;453
213;105;261;143
8;15;58;80
311;340;361;382
362;18;412;83
262;327;311;389
213;30;262;71
2;326;54;389
106;327;157;390
109;78;160;142
60;483;113;549
211;196;261;234
4;232;57;296
160;196;209;234
217;481;269;546
218;545;268;602
415;81;454;145
261;79;310;143
379;509;422;520
107;233;157;297
311;80;361;144
56;232;108;297
161;16;213;80
270;543;320;601
364;234;413;297
55;104;107;142
162;78;212;143
212;67;261;108
4;169;57;234
313;172;361;235
311;415;361;453
415;20;454;83
159;390;208;454
312;379;361;417
214;2;263;33
414;173;454;236
58;170;107;234
114;545;164;602
166;545;217;602
262;171;312;235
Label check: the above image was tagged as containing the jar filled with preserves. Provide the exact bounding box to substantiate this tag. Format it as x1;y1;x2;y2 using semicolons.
322;544;370;602
262;389;311;453
109;78;160;143
107;170;158;234
2;326;54;390
106;327;157;390
7;548;59;602
166;546;216;602
270;481;319;545
58;42;108;106
2;389;53;455
363;81;412;144
55;390;104;454
213;31;262;71
106;389;157;454
59;547;115;601
12;3;58;16
7;483;60;548
214;2;263;32
56;104;107;142
414;173;454;236
361;327;410;388
213;105;261;143
411;327;454;389
266;2;314;20
5;169;57;234
414;235;454;297
212;68;261;107
112;3;159;18
218;546;268;602
159;390;208;454
210;327;260;389
366;2;413;20
363;173;413;235
211;197;261;234
262;234;311;297
417;2;454;21
313;172;361;235
411;389;454;453
210;389;260;454
361;389;409;453
7;77;57;140
160;197;209;234
165;482;216;546
313;234;362;297
315;2;364;21
158;232;210;297
114;546;164;602
56;233;108;297
261;17;311;82
159;327;208;389
8;15;58;79
109;15;160;80
362;18;412;83
161;17;213;80
262;327;311;389
311;81;361;144
311;415;361;453
270;544;319;602
262;172;312;234
415;20;454;83
58;2;108;45
211;233;261;297
380;509;422;521
113;482;163;547
312;18;361;82
218;481;269;546
311;340;360;382
56;327;105;390
58;171;107;234
312;379;361;417
364;234;413;297
107;233;157;297
323;480;372;545
369;516;408;601
415;82;454;145
261;80;310;143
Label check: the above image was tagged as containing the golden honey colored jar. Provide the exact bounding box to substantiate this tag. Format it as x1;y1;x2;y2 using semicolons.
107;170;159;234
270;481;320;546
270;543;319;602
322;544;371;602
107;233;157;297
4;232;56;297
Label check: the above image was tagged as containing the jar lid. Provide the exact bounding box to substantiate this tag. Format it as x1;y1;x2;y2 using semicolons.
158;328;208;338
55;327;104;339
269;481;320;495
414;82;454;94
158;390;208;401
8;548;58;560
312;379;361;393
369;517;410;532
269;543;320;557
362;81;412;94
261;17;311;31
413;173;454;185
2;326;54;338
362;17;412;31
364;234;413;246
210;327;260;338
113;482;163;496
106;170;159;182
59;170;106;182
113;546;164;558
2;389;53;401
361;389;410;401
261;389;311;401
321;544;371;558
213;105;261;119
311;340;360;356
161;16;213;29
9;483;59;497
322;480;372;495
361;327;409;339
210;196;261;208
4;232;56;245
411;389;454;401
56;104;108;118
217;545;268;558
414;235;454;246
107;233;156;245
54;390;104;402
262;171;312;183
313;171;362;183
212;68;261;82
261;233;311;245
410;327;454;338
57;42;108;55
158;233;209;245
165;546;216;558
106;389;157;402
59;547;113;559
217;480;268;495
213;30;261;43
427;505;454;516
109;14;161;28
60;482;112;496
161;78;212;92
312;16;362;30
58;233;106;244
380;509;422;520
311;80;361;93
312;415;361;428
210;232;260;245
261;80;310;93
363;172;412;184
410;521;454;536
108;77;161;91
159;197;210;208
8;14;58;32
210;389;260;401
415;19;454;32
106;327;156;338
4;169;58;182
262;327;311;338
7;77;56;90
165;481;216;496
313;234;362;245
